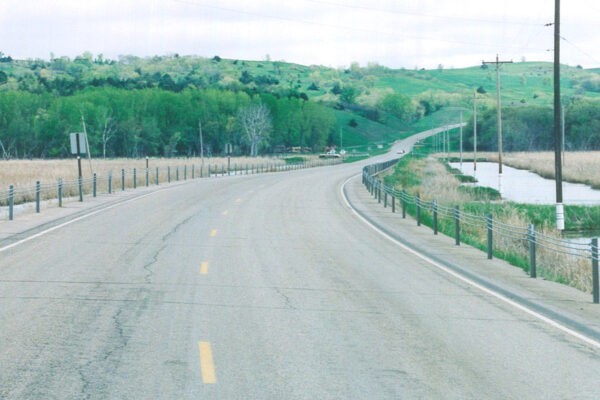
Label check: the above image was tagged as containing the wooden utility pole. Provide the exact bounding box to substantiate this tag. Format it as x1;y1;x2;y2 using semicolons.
81;114;93;174
473;92;478;171
198;120;204;165
561;101;565;166
483;55;513;174
459;110;463;169
553;0;564;230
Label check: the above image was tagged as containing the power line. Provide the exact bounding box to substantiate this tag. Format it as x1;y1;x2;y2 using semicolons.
560;35;600;66
301;0;542;26
166;0;547;52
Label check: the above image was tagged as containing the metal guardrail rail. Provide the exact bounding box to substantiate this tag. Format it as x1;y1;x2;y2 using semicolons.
1;159;342;220
362;158;600;304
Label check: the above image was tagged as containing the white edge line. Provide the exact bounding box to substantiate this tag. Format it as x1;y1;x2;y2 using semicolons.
0;188;172;254
341;173;600;350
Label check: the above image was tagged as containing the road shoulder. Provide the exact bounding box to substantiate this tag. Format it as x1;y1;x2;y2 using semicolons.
342;173;600;344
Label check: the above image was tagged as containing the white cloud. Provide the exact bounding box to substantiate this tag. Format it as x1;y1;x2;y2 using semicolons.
1;0;598;68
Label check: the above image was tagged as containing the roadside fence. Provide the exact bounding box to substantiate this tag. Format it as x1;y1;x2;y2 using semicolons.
1;158;341;221
362;158;600;304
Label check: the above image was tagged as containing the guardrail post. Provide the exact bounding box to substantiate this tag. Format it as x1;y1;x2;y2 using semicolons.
402;189;406;219
384;190;388;208
156;167;159;185
246;164;249;175
9;185;14;220
529;224;536;278
377;181;381;203
192;165;195;179
78;176;83;202
133;168;137;189
487;213;493;259
416;193;421;226
36;181;40;213
146;168;149;186
108;172;112;193
200;165;203;178
58;179;63;207
392;192;396;213
93;174;97;197
184;165;187;180
168;166;171;183
454;205;460;245
592;238;599;304
121;169;125;191
208;165;211;178
221;165;225;176
433;199;438;235
176;166;179;181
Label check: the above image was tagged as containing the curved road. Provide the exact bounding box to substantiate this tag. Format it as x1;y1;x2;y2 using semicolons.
1;130;600;399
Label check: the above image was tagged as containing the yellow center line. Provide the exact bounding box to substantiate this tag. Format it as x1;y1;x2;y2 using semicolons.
210;229;217;237
200;261;209;275
222;210;228;216
198;341;216;384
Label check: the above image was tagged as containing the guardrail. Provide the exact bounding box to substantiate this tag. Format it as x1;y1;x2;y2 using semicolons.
1;158;342;221
362;158;600;304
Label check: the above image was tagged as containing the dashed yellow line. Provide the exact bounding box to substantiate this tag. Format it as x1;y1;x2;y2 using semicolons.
200;261;209;275
222;210;228;216
210;229;217;237
198;341;216;384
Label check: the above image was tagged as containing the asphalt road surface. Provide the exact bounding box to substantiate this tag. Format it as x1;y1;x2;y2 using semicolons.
1;129;600;399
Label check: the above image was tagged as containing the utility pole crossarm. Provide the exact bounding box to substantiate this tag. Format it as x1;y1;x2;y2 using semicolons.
482;54;513;175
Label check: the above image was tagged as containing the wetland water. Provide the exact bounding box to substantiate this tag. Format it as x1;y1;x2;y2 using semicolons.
450;162;600;205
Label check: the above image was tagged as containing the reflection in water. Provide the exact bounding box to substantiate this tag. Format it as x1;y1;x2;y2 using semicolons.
451;162;600;205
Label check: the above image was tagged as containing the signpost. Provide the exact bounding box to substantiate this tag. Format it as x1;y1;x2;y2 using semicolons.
70;132;86;178
225;143;232;173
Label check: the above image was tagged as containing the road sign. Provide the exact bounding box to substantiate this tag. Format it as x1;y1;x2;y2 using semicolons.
225;143;233;155
70;133;87;154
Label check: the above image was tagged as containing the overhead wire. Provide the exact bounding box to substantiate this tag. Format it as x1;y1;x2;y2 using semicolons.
300;0;542;26
166;0;547;52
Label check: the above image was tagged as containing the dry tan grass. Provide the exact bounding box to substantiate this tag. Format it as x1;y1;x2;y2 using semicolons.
452;151;600;189
0;156;291;189
389;156;594;293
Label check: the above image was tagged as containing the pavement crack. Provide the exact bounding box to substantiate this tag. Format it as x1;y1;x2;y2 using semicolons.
141;214;195;283
141;243;166;283
273;287;296;309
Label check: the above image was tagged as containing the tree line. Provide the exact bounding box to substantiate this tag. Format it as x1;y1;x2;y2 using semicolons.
0;87;336;159
462;100;600;151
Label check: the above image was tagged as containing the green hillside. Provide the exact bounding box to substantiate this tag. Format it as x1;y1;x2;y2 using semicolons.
1;52;600;157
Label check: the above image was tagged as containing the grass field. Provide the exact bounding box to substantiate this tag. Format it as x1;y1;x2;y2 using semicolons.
383;155;597;293
0;156;288;190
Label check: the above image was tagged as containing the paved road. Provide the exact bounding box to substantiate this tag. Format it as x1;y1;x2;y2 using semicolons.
1;130;600;399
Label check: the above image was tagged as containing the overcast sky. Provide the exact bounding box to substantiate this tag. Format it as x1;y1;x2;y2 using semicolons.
1;0;599;69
